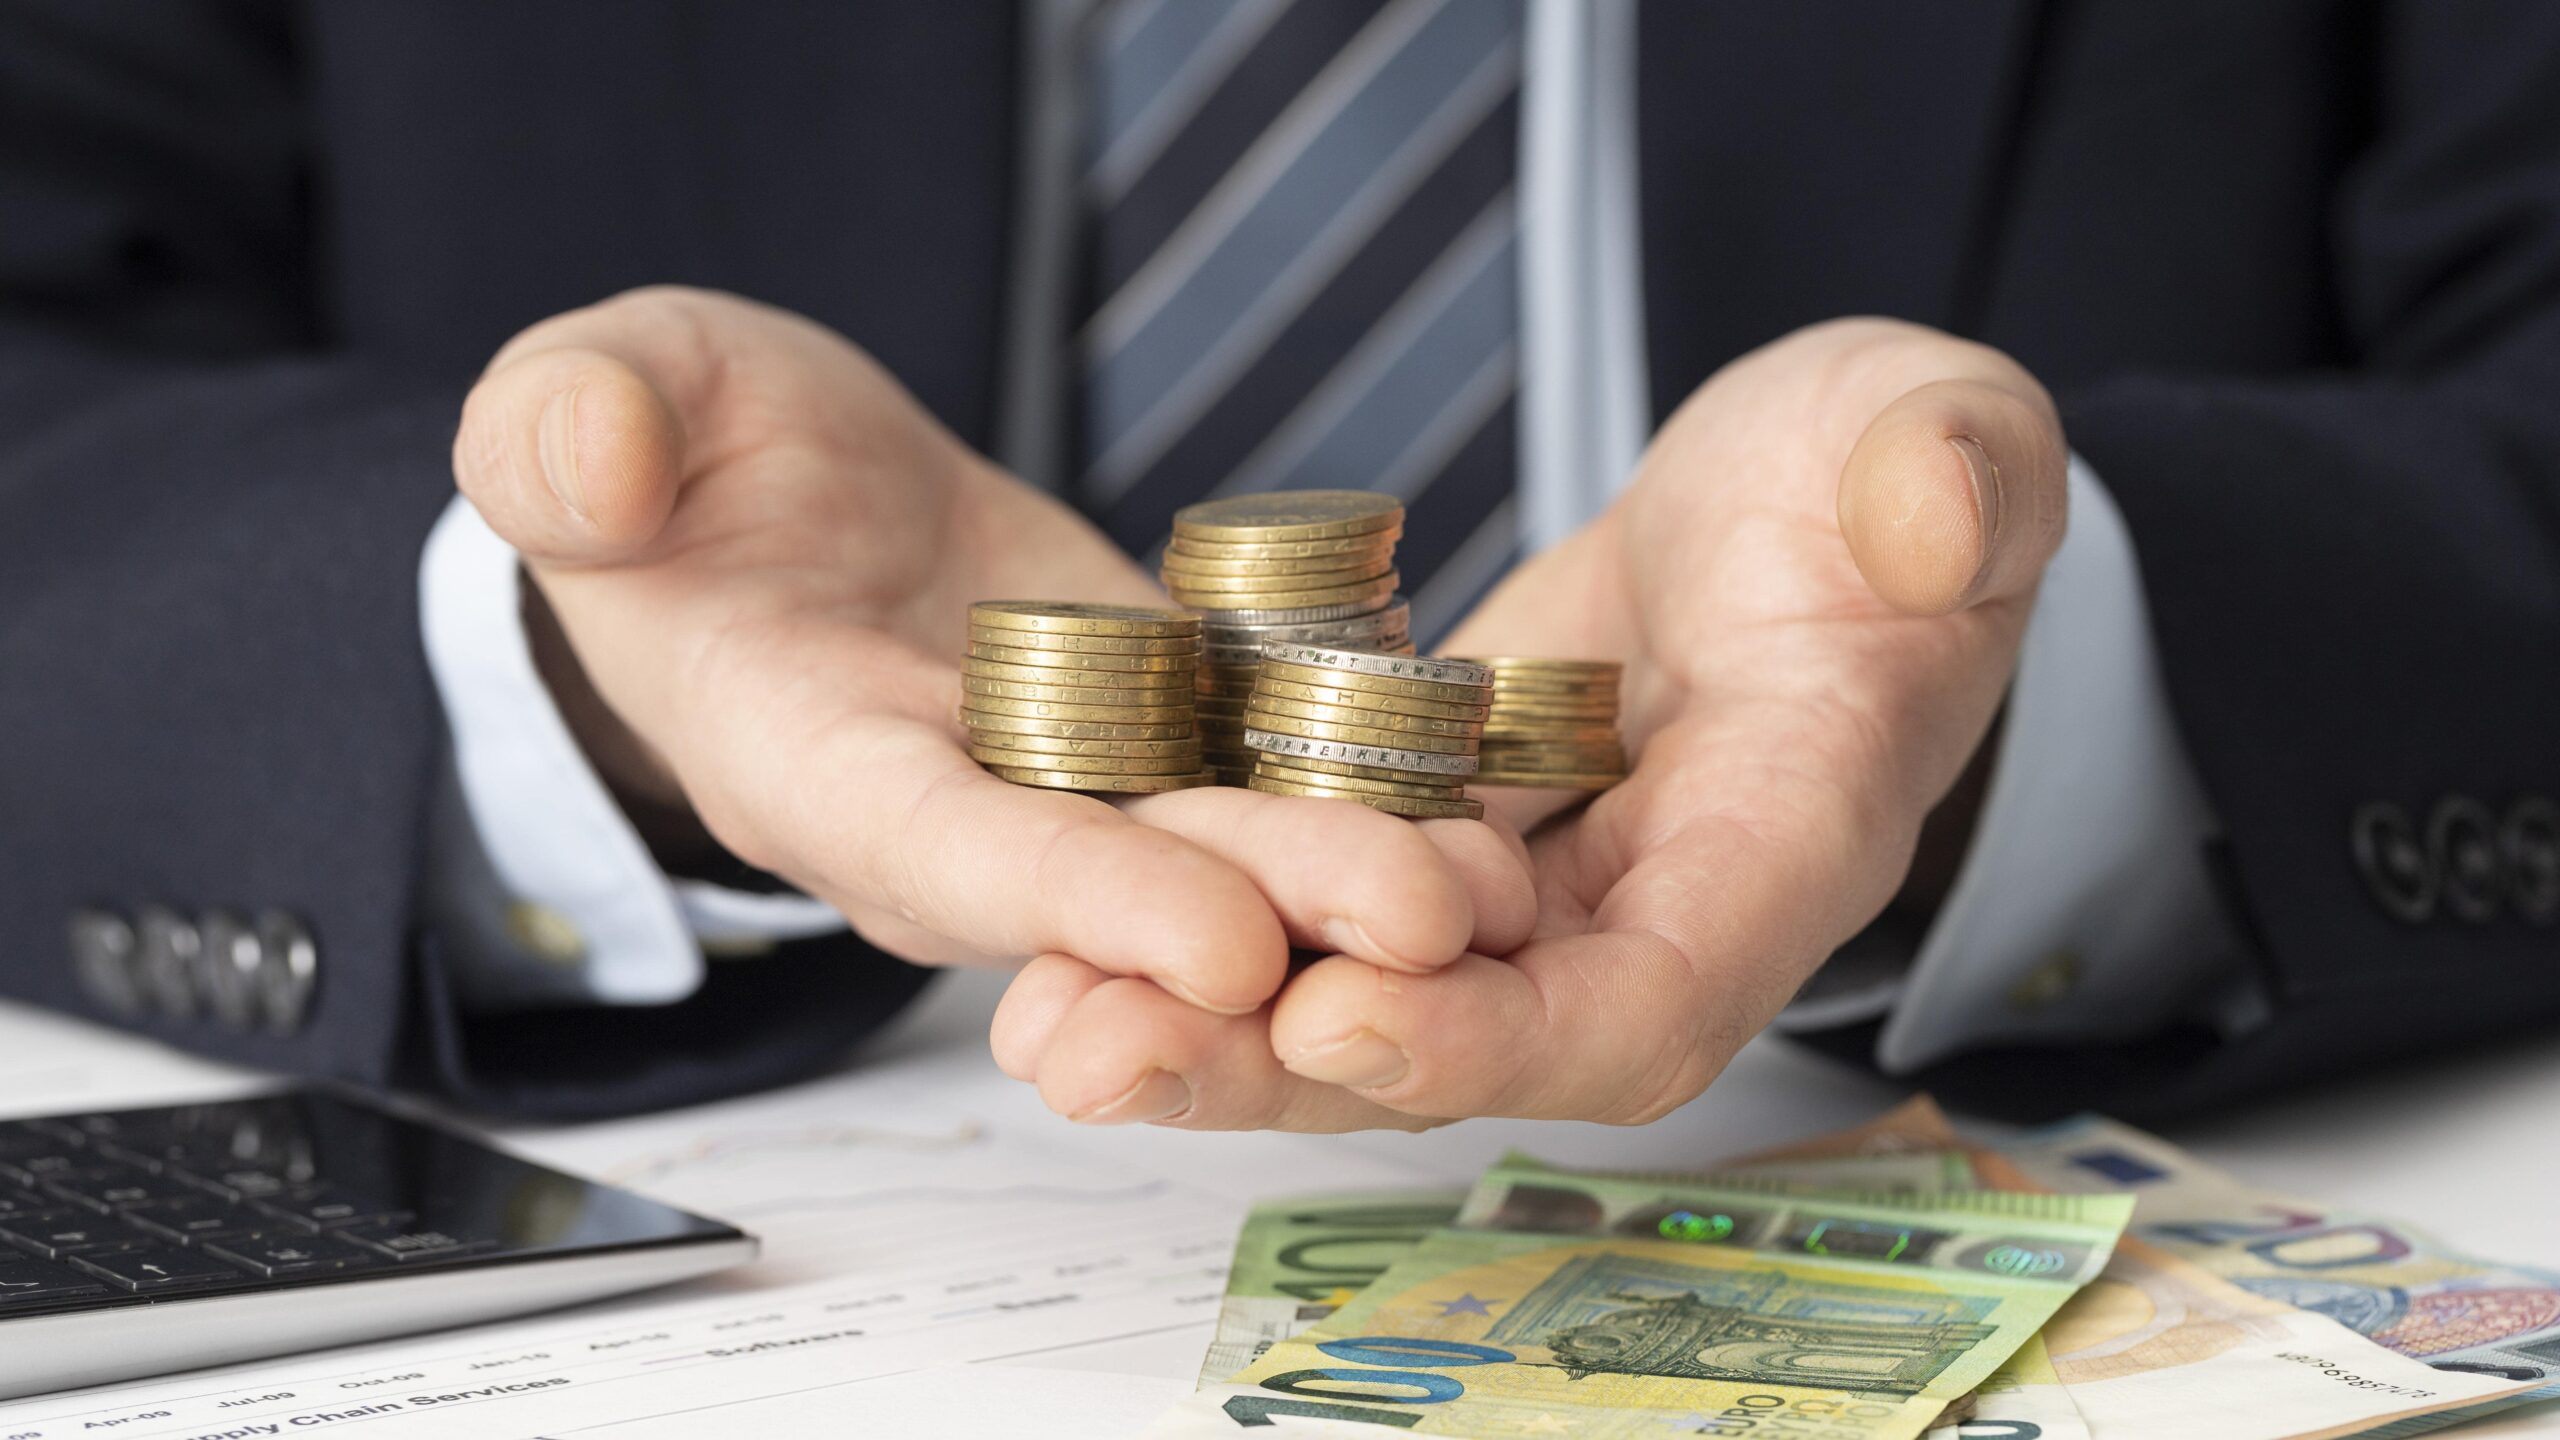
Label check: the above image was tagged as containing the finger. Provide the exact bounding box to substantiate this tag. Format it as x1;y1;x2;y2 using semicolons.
1270;815;1847;1123
728;713;1292;1014
1268;937;1734;1126
1836;374;2069;614
453;285;866;567
1118;789;1536;970
1030;970;1436;1132
990;953;1109;1081
453;343;686;564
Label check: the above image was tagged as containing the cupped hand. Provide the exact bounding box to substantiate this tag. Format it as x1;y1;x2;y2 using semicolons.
995;317;2067;1129
451;287;1532;1066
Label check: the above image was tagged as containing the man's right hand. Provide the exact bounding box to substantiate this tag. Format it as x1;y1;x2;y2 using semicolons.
450;288;1534;1121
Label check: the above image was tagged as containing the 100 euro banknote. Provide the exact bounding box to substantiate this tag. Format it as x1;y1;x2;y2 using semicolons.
1151;1184;2134;1438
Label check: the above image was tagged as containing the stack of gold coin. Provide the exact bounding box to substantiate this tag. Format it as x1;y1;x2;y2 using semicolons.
1162;491;1413;784
1240;644;1491;820
961;602;1214;794
1450;657;1627;790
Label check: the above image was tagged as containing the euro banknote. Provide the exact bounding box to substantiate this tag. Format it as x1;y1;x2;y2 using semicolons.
1195;1189;1467;1385
2003;1117;2560;1388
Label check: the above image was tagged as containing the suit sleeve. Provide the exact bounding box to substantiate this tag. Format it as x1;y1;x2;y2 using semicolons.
0;2;930;1117
0;3;460;1087
2041;4;2560;1104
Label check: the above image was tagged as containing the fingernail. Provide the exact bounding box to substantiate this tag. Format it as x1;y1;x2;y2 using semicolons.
1321;916;1385;962
1951;434;2000;557
1284;1029;1410;1089
1071;1068;1193;1125
538;385;589;521
1161;977;1259;1017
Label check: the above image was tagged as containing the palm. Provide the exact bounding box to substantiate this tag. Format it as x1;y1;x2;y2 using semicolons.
1450;328;2021;951
1247;319;2066;1126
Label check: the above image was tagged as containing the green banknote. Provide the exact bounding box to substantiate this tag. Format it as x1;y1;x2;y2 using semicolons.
1153;1185;2133;1438
1498;1150;1983;1198
1454;1161;2127;1291
1198;1189;1468;1385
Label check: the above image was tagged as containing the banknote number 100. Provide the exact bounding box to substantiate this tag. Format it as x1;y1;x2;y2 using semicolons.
1224;1337;1515;1429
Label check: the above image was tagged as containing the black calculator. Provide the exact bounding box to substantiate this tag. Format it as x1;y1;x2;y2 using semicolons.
0;1090;754;1400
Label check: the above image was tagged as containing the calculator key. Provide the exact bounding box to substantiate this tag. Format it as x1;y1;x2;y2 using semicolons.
205;1232;381;1278
45;1171;204;1213
0;1152;87;1188
252;1185;409;1230
122;1195;264;1246
70;1246;244;1292
0;1126;73;1161
0;1212;146;1259
336;1221;498;1262
20;1117;112;1147
182;1167;292;1201
0;1257;112;1306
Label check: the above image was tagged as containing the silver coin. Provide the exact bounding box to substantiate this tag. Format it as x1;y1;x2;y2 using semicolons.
1205;630;1409;665
1252;644;1494;688
1242;728;1481;777
1200;596;1409;639
1184;597;1403;626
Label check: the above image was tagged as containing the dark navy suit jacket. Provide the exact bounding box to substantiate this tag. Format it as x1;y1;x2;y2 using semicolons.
3;2;2554;1119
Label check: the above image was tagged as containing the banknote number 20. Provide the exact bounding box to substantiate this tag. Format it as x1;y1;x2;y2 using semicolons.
1225;1337;1515;1429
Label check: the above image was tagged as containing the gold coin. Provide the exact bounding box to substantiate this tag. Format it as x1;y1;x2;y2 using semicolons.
968;643;1197;673
1480;723;1621;742
1166;571;1399;611
962;676;1201;708
1455;656;1625;675
1246;775;1484;819
1251;676;1489;721
1241;710;1479;753
1158;556;1395;590
1468;773;1621;791
1165;528;1405;562
984;764;1213;794
1255;659;1491;704
1246;695;1482;739
1156;546;1395;579
1478;759;1628;776
1480;739;1628;758
1241;730;1479;776
1484;696;1617;712
966;625;1200;656
961;710;1194;741
1247;750;1454;784
965;657;1192;688
963;695;1196;724
1171;490;1402;543
969;601;1200;638
966;745;1203;775
1489;677;1621;695
1251;761;1467;800
966;730;1202;760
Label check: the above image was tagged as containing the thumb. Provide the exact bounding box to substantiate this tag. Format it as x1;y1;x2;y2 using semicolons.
1835;376;2069;614
452;316;690;569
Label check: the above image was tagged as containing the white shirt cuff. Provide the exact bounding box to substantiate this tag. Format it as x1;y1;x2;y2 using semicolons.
1865;457;2250;1070
416;497;844;1009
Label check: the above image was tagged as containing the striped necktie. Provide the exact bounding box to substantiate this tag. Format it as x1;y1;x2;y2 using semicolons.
1075;0;1524;643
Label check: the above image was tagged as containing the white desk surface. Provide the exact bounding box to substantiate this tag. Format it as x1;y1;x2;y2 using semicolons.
4;969;2555;1435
